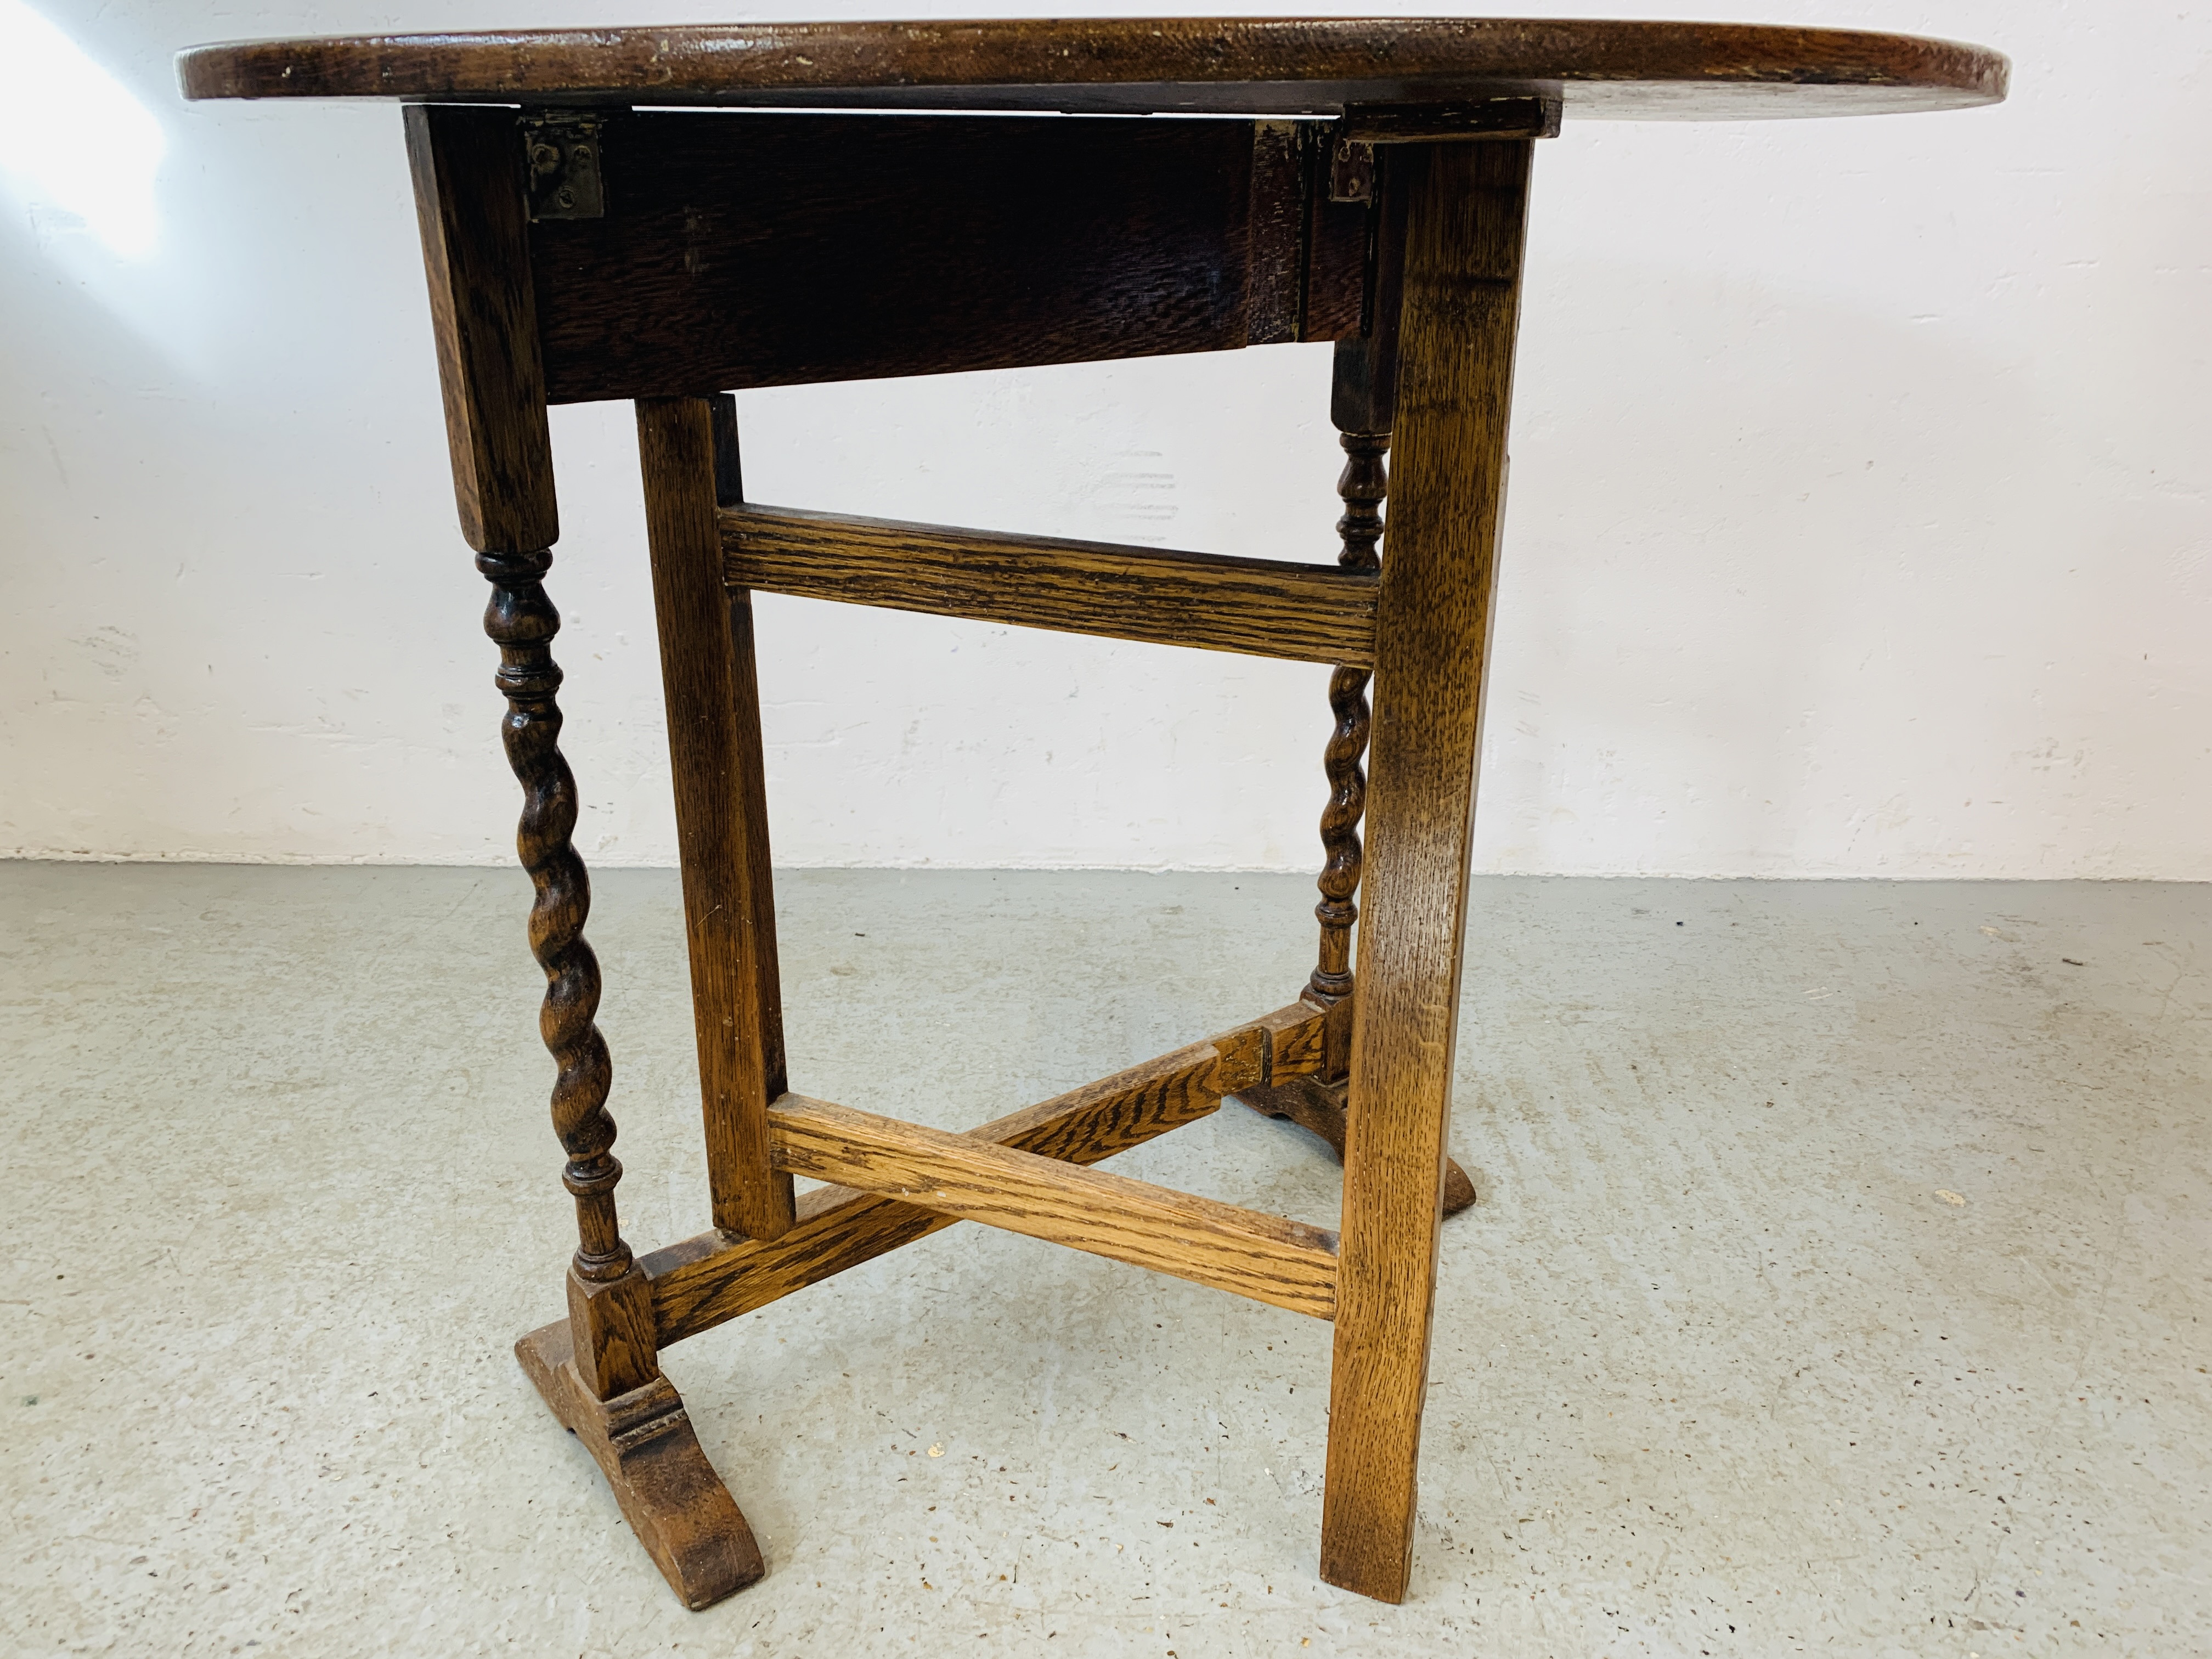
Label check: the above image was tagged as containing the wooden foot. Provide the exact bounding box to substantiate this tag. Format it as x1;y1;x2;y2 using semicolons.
516;1319;766;1609
1236;1076;1476;1216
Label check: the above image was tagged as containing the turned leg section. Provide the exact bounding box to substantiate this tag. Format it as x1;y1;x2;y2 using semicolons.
1236;249;1475;1215
1320;139;1533;1603
486;550;762;1609
1308;431;1386;1012
411;98;762;1610
480;547;659;1398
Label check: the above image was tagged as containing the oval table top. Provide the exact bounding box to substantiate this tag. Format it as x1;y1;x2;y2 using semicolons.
177;18;2006;121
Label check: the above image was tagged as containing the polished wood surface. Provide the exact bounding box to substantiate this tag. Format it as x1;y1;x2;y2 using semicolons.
403;105;555;554
210;11;2005;1612
1310;422;1391;1002
721;505;1380;666
179;17;2006;120
525;114;1363;403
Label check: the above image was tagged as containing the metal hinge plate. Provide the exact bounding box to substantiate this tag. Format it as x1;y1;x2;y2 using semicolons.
522;112;605;221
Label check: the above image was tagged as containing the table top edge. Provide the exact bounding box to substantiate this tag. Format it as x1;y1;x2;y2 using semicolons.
174;18;2010;122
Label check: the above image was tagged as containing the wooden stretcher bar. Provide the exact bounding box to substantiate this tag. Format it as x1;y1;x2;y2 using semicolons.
640;1000;1334;1341
721;505;1379;665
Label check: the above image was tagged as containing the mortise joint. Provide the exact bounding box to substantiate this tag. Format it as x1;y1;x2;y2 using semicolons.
1209;1022;1271;1096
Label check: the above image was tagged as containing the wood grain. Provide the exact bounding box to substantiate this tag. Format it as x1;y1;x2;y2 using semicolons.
769;1094;1339;1321
646;1002;1325;1342
709;393;787;1097
516;1320;764;1609
1304;193;1407;1012
180;19;2007;121
219;10;2008;1617
1338;95;1562;144
1308;426;1390;1006
637;397;795;1243
403;104;556;555
1235;1074;1477;1216
1318;140;1532;1603
1246;120;1307;347
1303;153;1373;344
564;1261;658;1401
520;112;1358;404
477;540;661;1399
721;505;1377;666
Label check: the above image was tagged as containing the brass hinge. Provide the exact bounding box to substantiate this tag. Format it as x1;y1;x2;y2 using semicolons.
521;112;605;221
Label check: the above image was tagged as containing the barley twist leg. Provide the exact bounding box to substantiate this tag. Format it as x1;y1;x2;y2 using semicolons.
1240;431;1474;1215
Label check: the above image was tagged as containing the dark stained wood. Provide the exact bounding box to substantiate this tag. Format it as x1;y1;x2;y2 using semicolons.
1330;190;1408;437
180;19;2007;120
769;1094;1340;1320
1246;121;1307;347
637;397;795;1243
1305;224;1407;1011
1302;125;1373;346
403;104;556;554
1236;1075;1477;1216
478;540;657;1401
708;392;745;512
1328;95;1561;206
722;505;1378;666
646;1002;1327;1344
1309;422;1391;1005
1338;95;1561;144
526;112;1356;404
1319;140;1531;1603
516;1320;764;1608
205;17;2009;1614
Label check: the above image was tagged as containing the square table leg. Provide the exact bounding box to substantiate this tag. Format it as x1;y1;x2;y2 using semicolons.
1321;138;1533;1602
636;393;797;1243
1235;308;1475;1220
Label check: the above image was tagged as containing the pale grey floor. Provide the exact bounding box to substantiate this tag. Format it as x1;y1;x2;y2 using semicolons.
3;864;2207;1658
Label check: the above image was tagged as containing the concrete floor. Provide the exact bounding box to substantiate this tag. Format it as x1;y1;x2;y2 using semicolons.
3;864;2207;1657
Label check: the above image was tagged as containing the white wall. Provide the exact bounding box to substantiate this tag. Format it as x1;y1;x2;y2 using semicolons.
3;1;2207;877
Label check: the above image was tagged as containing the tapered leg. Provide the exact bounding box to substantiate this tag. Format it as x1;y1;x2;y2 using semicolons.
1319;138;1534;1603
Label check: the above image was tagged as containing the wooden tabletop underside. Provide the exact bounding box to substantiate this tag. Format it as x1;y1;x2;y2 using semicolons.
178;18;2006;121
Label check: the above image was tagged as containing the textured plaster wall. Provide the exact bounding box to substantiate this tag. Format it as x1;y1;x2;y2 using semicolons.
3;1;2207;876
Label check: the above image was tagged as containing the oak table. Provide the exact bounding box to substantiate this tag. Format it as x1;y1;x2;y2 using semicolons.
178;19;2007;1610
